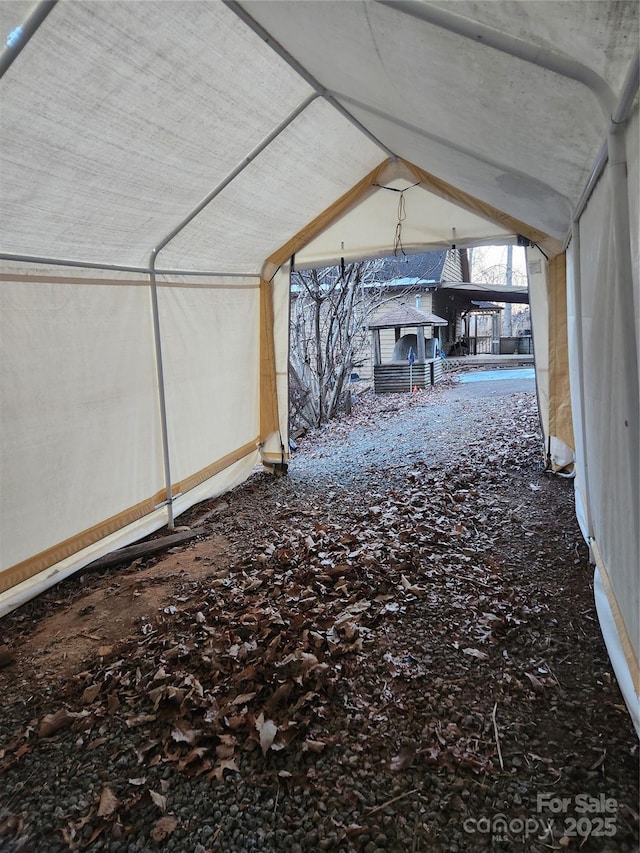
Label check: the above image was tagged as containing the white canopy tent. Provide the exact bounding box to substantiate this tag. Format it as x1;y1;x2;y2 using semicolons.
0;1;637;733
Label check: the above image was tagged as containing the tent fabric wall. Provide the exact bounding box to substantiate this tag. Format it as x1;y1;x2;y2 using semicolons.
0;268;266;609
527;249;575;473
156;276;262;491
0;264;165;592
566;108;640;734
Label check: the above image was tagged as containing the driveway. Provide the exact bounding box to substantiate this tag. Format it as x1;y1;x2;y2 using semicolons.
440;367;536;400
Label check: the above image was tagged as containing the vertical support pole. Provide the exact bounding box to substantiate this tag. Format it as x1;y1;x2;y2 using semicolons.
416;325;426;362
492;314;500;354
149;263;175;528
568;225;593;545
607;127;639;528
259;277;282;458
373;329;381;366
504;244;513;336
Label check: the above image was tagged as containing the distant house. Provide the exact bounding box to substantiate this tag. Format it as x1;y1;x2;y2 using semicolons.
355;249;463;379
376;248;462;284
431;282;530;355
291;249;531;392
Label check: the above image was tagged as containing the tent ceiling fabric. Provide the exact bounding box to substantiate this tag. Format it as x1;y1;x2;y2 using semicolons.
427;0;638;85
294;165;517;269
160;99;385;271
1;1;315;268
1;1;637;269
335;106;573;240
242;0;637;246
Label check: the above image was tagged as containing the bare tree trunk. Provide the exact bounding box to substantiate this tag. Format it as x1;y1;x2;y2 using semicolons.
289;260;388;431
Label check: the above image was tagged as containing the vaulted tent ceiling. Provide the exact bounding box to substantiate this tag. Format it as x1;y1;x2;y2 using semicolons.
1;1;637;274
240;0;638;247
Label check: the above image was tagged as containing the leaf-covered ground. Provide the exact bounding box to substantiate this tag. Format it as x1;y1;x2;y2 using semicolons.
1;378;638;853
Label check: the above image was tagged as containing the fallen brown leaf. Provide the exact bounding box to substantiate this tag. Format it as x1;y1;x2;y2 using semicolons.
462;647;489;660
97;786;119;818
149;790;167;813
209;757;240;782
82;684;101;704
152;815;177;842
38;709;76;738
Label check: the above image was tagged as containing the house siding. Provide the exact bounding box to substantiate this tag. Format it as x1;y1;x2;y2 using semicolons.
441;250;463;281
357;290;437;379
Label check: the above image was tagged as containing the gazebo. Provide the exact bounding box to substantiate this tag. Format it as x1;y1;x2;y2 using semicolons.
368;304;448;393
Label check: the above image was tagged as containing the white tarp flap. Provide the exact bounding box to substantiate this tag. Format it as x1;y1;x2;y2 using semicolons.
567;107;640;721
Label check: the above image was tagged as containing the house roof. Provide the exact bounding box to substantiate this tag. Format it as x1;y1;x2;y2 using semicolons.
470;300;504;311
377;251;448;283
436;282;529;304
364;275;437;292
369;305;448;329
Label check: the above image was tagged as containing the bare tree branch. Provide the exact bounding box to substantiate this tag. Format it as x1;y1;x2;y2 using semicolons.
290;260;387;428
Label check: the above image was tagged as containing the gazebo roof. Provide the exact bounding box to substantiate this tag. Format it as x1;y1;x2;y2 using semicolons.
369;305;448;330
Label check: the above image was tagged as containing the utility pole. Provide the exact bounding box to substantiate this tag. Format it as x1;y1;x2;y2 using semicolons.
503;244;513;336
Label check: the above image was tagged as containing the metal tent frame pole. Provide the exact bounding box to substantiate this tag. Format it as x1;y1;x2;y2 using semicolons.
224;0;397;161
567;221;594;549
377;0;615;118
147;92;321;527
0;253;261;278
0;0;57;81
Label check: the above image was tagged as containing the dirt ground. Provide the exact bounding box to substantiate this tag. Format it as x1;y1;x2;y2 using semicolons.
5;537;231;683
0;377;638;852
